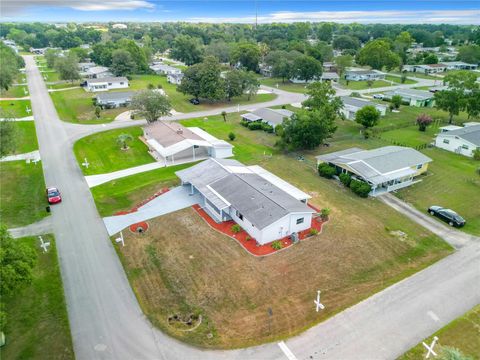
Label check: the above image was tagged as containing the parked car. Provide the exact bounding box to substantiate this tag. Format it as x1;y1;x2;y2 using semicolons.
373;94;384;100
46;187;62;204
189;98;200;105
428;206;465;227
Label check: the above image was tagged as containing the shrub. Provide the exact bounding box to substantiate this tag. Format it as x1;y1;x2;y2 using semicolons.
261;123;274;133
318;163;336;178
240;120;249;127
472;148;480;161
231;224;241;233
157;84;163;89
247;121;263;130
246;236;251;241
416;113;433;132
363;129;372;139
339;173;352;187
228;132;236;141
400;74;407;84
350;92;361;98
320;208;331;220
271;240;283;250
94;106;101;119
350;179;372;197
391;95;402;109
147;83;155;90
274;124;284;137
309;228;319;236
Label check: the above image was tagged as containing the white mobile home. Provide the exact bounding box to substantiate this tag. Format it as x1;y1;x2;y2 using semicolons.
85;77;129;92
435;125;480;157
340;96;387;120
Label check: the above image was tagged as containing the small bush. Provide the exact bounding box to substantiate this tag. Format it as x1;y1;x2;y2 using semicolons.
261;123;274;133
320;208;331;220
350;179;372;197
309;228;319;236
228;132;236;141
339;173;352;187
231;224;241;233
247;121;263;130
472;148;480;161
246;236;251;241
147;83;155;90
274;124;284;136
157;84;163;89
318;163;336;178
271;240;283;250
240;120;249;127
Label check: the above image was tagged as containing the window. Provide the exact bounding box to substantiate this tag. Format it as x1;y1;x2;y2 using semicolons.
120;82;124;85
296;217;304;225
108;83;112;85
462;144;469;150
416;164;423;170
235;210;243;220
443;139;450;144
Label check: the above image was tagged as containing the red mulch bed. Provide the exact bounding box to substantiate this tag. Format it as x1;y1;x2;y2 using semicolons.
192;203;328;257
130;221;149;233
114;187;170;216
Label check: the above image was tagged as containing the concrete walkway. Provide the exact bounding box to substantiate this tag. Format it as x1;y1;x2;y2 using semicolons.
0;150;41;162
8;216;53;238
379;193;480;249
48;86;81;92
0;115;34;121
103;186;201;235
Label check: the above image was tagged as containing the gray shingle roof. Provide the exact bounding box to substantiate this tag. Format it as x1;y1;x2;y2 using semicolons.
442;125;480;146
86;76;128;84
96;91;134;102
341;96;382;109
385;88;434;101
244;108;294;127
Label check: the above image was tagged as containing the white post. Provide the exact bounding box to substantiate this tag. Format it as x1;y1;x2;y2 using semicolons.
115;231;125;247
314;290;325;312
422;336;439;358
237;104;240;113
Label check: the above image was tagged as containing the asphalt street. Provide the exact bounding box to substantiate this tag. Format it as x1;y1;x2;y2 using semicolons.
24;55;479;360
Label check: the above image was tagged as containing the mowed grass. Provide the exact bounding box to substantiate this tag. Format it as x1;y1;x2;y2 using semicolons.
394;71;440;80
92;162;194;216
0;85;29;98
0;100;32;118
259;77;311;93
396;148;480;236
41;71;61;83
0;160;48;228
0;235;74;360
73;127;154;175
50;88;124;123
384;74;416;84
13;121;39;154
400;305;480;360
114;152;452;348
339;79;392;90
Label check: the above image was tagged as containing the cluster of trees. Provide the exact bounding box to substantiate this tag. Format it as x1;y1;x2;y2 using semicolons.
45;49;81;82
434;71;480;123
0;43;25;91
178;56;259;102
91;39;150;74
279;82;340;150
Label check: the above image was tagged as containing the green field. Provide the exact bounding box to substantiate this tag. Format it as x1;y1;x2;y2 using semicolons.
400;305;480;360
396;148;480;236
339;79;392;90
259;77;310;93
0;100;32;118
74;127;154;175
0;160;48;228
48;83;80;90
0;85;28;98
41;71;60;82
394;71;440;80
50;88;123;123
13;121;39;154
0;235;74;360
384;74;416;84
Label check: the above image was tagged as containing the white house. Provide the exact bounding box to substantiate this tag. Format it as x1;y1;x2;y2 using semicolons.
435;124;480;157
85;77;129;92
112;23;128;29
78;62;96;72
413;64;447;74
83;66;113;79
320;72;339;82
384;89;435;107
167;72;184;85
150;63;182;75
442;61;478;71
345;70;386;81
340;96;387;120
142;121;233;166
95;91;134;108
176;158;315;245
316;146;432;196
241;108;293;127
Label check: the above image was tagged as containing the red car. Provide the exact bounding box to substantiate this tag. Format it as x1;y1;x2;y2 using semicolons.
46;187;62;204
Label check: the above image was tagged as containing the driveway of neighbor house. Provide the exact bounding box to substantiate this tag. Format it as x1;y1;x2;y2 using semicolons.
103;186;201;235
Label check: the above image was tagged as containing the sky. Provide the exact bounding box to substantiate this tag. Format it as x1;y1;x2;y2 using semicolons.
1;0;480;25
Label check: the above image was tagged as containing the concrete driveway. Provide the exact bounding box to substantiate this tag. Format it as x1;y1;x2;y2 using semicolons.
103;186;201;235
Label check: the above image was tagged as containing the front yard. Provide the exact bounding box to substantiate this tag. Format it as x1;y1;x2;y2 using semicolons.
259;77;310;93
0;235;74;360
0;85;29;98
0;160;48;228
339;79;392;90
0;100;32;118
12;121;39;154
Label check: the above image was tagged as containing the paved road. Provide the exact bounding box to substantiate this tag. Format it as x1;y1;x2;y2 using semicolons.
24;55;480;360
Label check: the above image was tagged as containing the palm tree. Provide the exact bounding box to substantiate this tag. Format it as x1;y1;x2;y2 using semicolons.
221;111;227;122
117;133;133;150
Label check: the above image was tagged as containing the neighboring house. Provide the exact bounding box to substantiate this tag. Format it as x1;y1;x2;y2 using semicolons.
95;91;134;108
150;63;182;75
435;124;480;157
112;23;128;29
413;64;447;74
167;72;184;85
323;62;337;72
78;62;96;72
176;158;315;245
259;63;273;77
241;108;294;127
83;66;113;79
3;39;19;53
384;88;435;107
441;61;478;71
142;121;233;166
289;76;320;84
85;77;129;92
320;72;340;82
340;96;387;120
345;70;386;81
401;65;416;72
316;146;432;196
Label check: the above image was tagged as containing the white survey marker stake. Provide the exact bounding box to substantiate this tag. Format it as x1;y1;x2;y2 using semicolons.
422;336;439;358
314;290;325;312
39;236;50;253
82;157;90;168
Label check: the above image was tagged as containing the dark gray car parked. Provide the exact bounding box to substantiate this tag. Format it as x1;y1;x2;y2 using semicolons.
428;206;466;227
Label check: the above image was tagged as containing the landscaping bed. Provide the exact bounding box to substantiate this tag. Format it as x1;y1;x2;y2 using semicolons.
0;235;74;360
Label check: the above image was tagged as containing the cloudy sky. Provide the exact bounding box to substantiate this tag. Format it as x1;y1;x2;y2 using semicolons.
1;0;479;24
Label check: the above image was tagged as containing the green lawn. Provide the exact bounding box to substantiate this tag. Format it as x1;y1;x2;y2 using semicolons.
92;162;194;216
50;88;123;123
14;121;39;154
41;71;61;83
400;305;480;360
384;74;416;84
339;79;392;90
14;73;27;84
394;71;439;80
74;127;154;175
259;77;310;93
48;83;81;90
0;235;74;360
0;160;49;228
0;100;32;118
0;85;28;98
396;148;480;236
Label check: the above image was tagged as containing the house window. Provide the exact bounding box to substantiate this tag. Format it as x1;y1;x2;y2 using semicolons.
296;217;304;225
120;82;124;85
462;144;469;150
443;139;450;144
108;83;112;85
235;210;243;220
416;164;423;170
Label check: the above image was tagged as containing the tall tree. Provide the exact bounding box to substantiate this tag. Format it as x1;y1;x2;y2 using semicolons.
292;55;322;83
131;90;172;123
171;35;204;65
317;23;333;43
334;55;353;78
457;45;480;64
111;49;137;76
230;42;261;72
355;105;381;136
54;54;80;82
224;70;244;101
356;39;401;70
332;35;360;51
